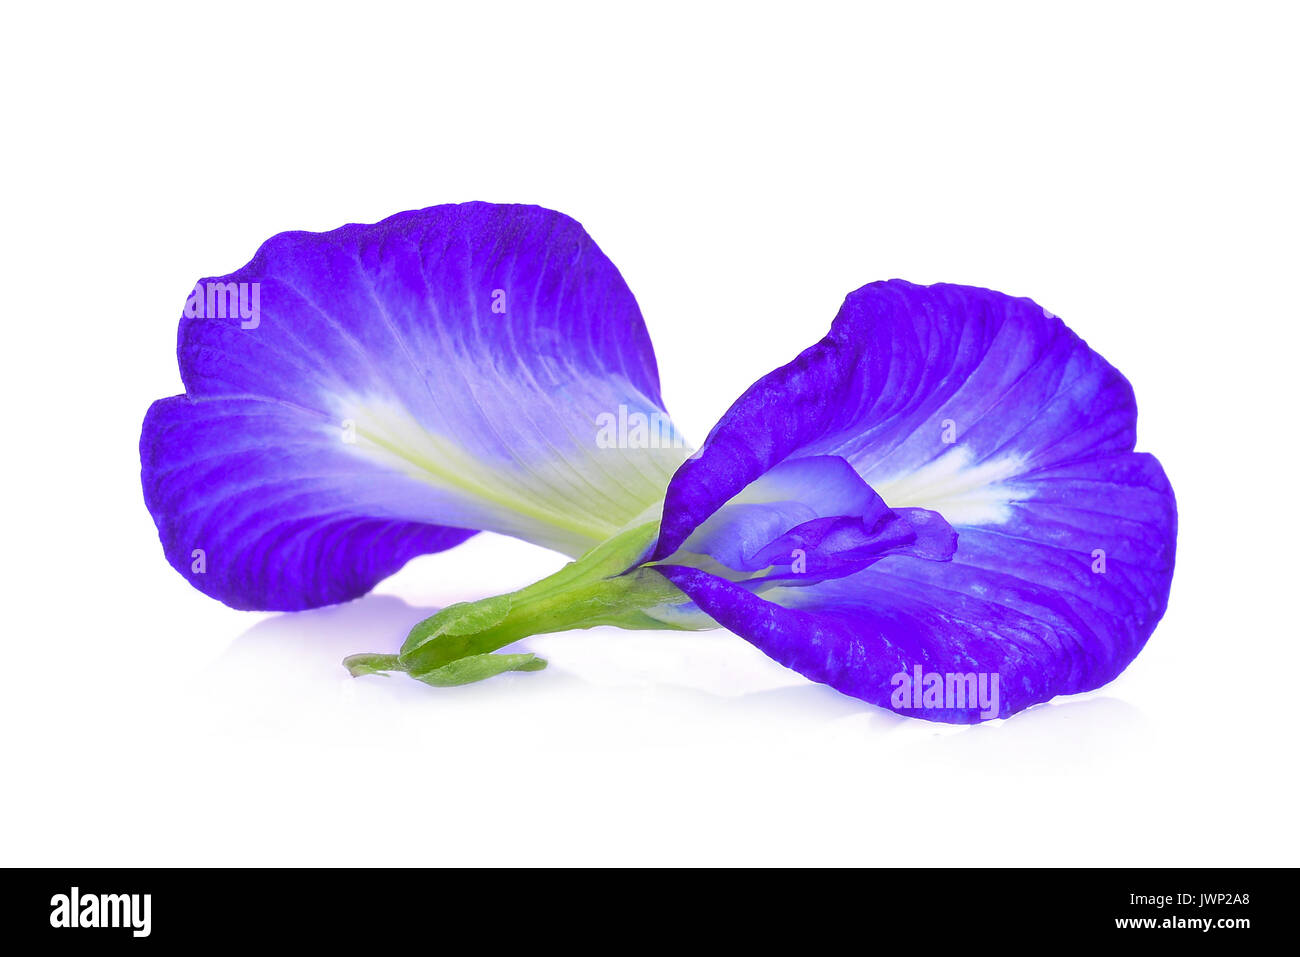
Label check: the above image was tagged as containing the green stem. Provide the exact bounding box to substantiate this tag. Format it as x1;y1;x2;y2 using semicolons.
402;568;684;674
344;653;401;676
343;520;693;686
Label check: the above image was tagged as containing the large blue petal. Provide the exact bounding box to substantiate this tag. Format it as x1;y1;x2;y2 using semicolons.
653;280;1176;721
142;203;688;611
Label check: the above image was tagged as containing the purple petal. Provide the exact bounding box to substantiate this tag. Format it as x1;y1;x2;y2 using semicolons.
141;395;476;610
654;280;1177;720
746;506;956;584
142;203;686;610
666;455;955;584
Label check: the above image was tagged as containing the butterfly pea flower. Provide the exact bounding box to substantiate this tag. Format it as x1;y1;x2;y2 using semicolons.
141;203;1176;722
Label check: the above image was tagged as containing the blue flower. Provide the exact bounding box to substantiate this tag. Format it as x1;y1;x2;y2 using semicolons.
142;204;1176;721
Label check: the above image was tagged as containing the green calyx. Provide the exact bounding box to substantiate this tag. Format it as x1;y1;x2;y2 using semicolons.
342;520;692;688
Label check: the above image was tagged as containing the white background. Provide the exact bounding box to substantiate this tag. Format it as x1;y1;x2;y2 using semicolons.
2;1;1296;866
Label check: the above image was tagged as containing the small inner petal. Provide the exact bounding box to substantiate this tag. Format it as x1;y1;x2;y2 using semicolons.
661;455;956;586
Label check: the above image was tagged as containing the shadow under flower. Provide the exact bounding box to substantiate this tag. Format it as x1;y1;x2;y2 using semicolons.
200;593;1144;758
222;594;440;673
